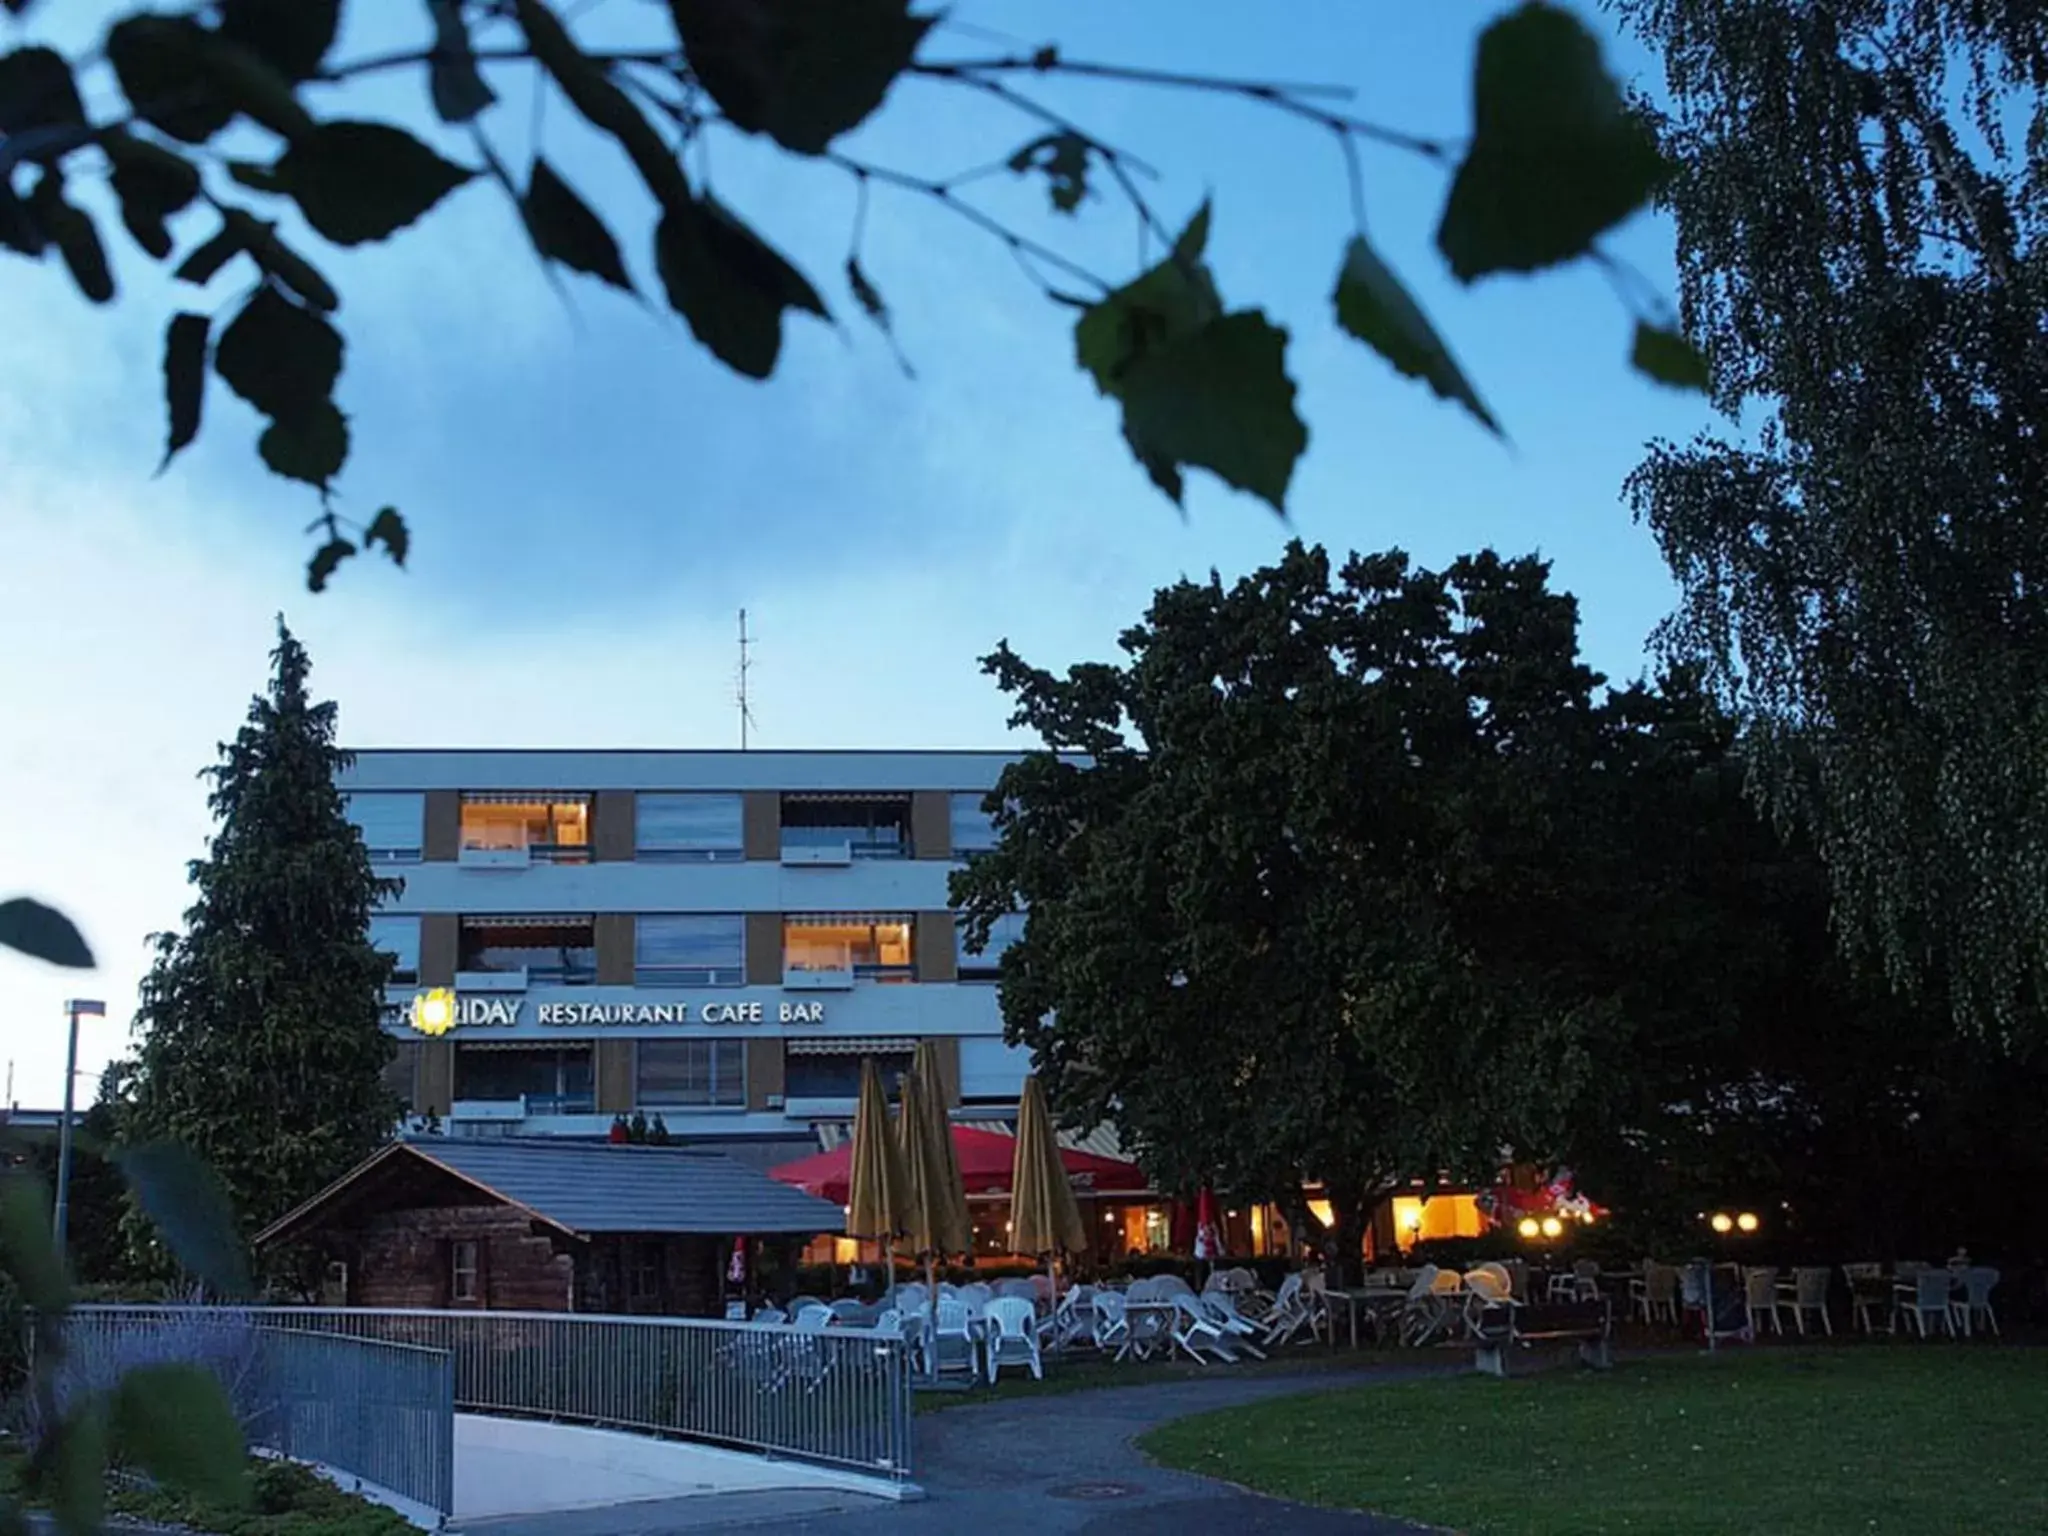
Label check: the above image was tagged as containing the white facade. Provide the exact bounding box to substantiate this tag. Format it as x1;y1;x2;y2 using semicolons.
341;749;1036;1148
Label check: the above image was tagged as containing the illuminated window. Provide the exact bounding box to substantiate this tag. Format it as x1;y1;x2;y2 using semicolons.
460;793;590;861
784;914;913;981
635;914;744;986
636;793;743;861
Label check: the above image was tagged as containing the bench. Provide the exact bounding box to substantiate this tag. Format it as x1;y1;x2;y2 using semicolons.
1471;1297;1612;1377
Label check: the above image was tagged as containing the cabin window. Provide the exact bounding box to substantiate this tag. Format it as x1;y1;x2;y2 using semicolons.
451;1239;481;1303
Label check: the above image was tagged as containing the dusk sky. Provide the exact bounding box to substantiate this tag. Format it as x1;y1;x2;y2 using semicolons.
1;1;1709;1103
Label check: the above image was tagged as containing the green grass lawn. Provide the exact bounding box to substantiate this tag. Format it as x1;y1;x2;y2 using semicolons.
1140;1347;2048;1535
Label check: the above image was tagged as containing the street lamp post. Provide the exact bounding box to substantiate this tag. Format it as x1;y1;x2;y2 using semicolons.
53;998;105;1255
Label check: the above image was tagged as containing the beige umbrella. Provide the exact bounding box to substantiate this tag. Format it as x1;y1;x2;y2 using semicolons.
1009;1074;1087;1303
846;1056;909;1285
899;1041;970;1304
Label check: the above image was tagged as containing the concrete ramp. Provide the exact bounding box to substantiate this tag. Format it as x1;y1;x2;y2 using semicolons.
452;1414;917;1523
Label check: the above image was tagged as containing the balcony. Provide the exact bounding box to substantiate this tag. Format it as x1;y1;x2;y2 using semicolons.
459;794;592;868
780;795;911;862
785;967;856;991
459;845;531;870
458;915;597;990
455;967;528;992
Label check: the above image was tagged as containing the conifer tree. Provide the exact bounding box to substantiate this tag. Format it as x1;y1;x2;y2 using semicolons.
119;620;398;1276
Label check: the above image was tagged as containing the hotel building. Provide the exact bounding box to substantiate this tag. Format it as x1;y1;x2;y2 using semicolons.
345;749;1039;1167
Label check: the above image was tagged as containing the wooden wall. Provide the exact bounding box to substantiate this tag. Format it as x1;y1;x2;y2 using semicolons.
349;1205;573;1311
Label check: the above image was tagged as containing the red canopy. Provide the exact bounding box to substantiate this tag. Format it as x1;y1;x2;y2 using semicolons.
770;1125;1148;1203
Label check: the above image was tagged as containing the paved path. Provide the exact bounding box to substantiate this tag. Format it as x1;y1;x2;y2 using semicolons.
452;1361;1456;1536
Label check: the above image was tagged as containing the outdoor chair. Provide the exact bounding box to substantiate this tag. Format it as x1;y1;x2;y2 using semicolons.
788;1294;827;1316
752;1306;787;1325
1401;1267;1465;1348
1120;1296;1174;1361
983;1297;1044;1382
1631;1262;1679;1325
993;1278;1037;1304
1049;1284;1096;1350
792;1305;834;1333
959;1282;995;1310
828;1298;869;1322
930;1298;981;1375
1169;1292;1239;1364
1197;1290;1269;1358
1844;1265;1890;1334
1786;1267;1832;1336
1091;1290;1131;1356
1957;1267;2000;1337
1900;1269;1955;1338
1743;1267;1785;1334
1260;1273;1318;1348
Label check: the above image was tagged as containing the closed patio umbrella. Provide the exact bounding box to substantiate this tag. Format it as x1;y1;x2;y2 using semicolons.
900;1042;970;1302
846;1056;909;1285
1009;1075;1086;1299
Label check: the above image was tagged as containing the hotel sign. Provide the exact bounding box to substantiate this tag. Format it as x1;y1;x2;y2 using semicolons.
405;988;826;1035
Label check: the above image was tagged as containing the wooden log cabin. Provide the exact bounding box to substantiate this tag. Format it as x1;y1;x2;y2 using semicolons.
255;1137;843;1316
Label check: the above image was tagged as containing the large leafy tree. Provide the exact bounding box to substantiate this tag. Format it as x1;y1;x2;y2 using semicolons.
116;620;398;1277
953;541;1637;1277
1617;0;2048;1035
1569;674;2048;1263
0;0;1700;592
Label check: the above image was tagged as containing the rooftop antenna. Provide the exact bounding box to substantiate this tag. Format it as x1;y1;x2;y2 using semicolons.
737;608;757;750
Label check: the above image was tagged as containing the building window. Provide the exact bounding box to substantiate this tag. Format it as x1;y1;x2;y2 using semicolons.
450;1240;480;1302
369;914;421;985
955;912;1024;981
344;792;424;863
785;1050;912;1102
454;1044;594;1112
459;793;590;862
949;792;998;855
784;914;913;982
458;915;596;985
634;915;744;987
631;1240;664;1305
636;793;744;861
781;795;910;859
637;1039;745;1109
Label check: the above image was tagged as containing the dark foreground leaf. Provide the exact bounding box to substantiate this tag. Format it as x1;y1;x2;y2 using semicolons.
524;158;632;290
655;195;827;377
667;0;933;155
112;1364;250;1508
273;121;476;245
364;507;410;567
0;896;94;967
160;311;210;471
1333;235;1498;433
0;1171;69;1309
213;286;343;423
1436;1;1668;281
1631;321;1710;391
115;1141;252;1297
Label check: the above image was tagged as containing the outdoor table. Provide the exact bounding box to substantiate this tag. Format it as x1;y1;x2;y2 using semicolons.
1116;1300;1176;1361
1325;1286;1406;1348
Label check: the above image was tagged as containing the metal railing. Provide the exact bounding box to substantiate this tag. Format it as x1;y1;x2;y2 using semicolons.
62;1308;455;1518
79;1305;916;1482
